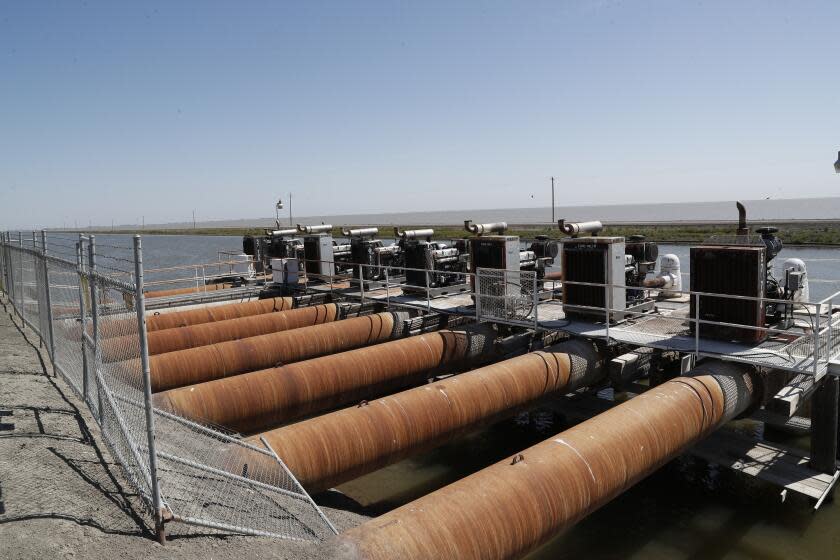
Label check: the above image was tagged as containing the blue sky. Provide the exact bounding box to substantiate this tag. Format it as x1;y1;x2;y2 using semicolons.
1;1;838;229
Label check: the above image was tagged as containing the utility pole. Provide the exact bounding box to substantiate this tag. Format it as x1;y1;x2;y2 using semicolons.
289;192;293;226
551;176;555;224
193;209;196;229
142;216;145;230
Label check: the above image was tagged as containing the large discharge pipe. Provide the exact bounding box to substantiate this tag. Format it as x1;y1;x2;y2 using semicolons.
100;303;339;362
145;283;233;299
154;326;503;434
98;296;293;338
328;361;761;560
143;311;410;392
249;339;607;492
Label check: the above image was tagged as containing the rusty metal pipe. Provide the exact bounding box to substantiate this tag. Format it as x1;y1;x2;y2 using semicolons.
142;311;409;392
250;339;607;492
153;326;501;434
328;361;760;560
100;303;339;362
145;283;233;299
98;296;294;338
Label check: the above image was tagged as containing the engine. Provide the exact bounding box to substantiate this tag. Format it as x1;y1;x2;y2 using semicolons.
397;228;469;295
297;223;339;278
624;235;658;305
343;227;402;282
242;228;305;275
559;220;658;322
689;202;804;343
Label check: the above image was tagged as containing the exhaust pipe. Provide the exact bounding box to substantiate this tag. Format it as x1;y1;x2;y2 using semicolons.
394;228;435;239
736;201;749;236
297;224;333;234
464;220;508;236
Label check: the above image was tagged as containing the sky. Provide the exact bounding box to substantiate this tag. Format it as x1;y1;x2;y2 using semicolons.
1;1;839;229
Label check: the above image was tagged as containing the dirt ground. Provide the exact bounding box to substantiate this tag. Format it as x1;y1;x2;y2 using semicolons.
0;297;367;559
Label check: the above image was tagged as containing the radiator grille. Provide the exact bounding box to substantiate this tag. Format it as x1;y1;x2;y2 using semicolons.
563;243;608;313
690;246;766;343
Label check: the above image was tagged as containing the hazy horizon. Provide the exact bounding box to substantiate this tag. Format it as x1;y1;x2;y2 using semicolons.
45;195;840;231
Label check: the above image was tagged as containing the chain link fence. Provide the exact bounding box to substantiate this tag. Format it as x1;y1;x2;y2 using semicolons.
0;230;336;543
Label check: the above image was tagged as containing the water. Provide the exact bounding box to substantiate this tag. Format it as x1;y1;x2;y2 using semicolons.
43;233;245;288
54;232;840;558
154;196;840;229
46;232;840;301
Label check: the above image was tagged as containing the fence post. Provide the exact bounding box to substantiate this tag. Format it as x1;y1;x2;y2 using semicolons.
359;264;365;303
17;232;23;317
385;267;390;307
533;272;539;328
0;233;6;297
2;233;10;304
694;292;701;359
10;232;17;308
474;269;481;322
132;235;166;544
1;233;7;297
77;236;89;399
87;235;103;418
603;275;611;343
828;297;834;362
41;230;56;363
425;263;431;312
814;302;822;376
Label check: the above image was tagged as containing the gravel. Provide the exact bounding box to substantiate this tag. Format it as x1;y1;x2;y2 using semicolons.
0;297;367;559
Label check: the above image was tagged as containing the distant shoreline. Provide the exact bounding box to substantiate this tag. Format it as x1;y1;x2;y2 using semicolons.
57;220;840;247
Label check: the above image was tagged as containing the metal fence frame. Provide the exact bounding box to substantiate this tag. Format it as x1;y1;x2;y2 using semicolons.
0;231;336;543
471;265;840;379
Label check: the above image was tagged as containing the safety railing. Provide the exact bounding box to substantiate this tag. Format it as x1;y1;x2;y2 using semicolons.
295;256;479;313
471;263;840;378
0;231;336;543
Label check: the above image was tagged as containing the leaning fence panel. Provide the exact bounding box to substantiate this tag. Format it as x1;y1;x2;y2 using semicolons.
94;279;157;511
0;233;336;543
